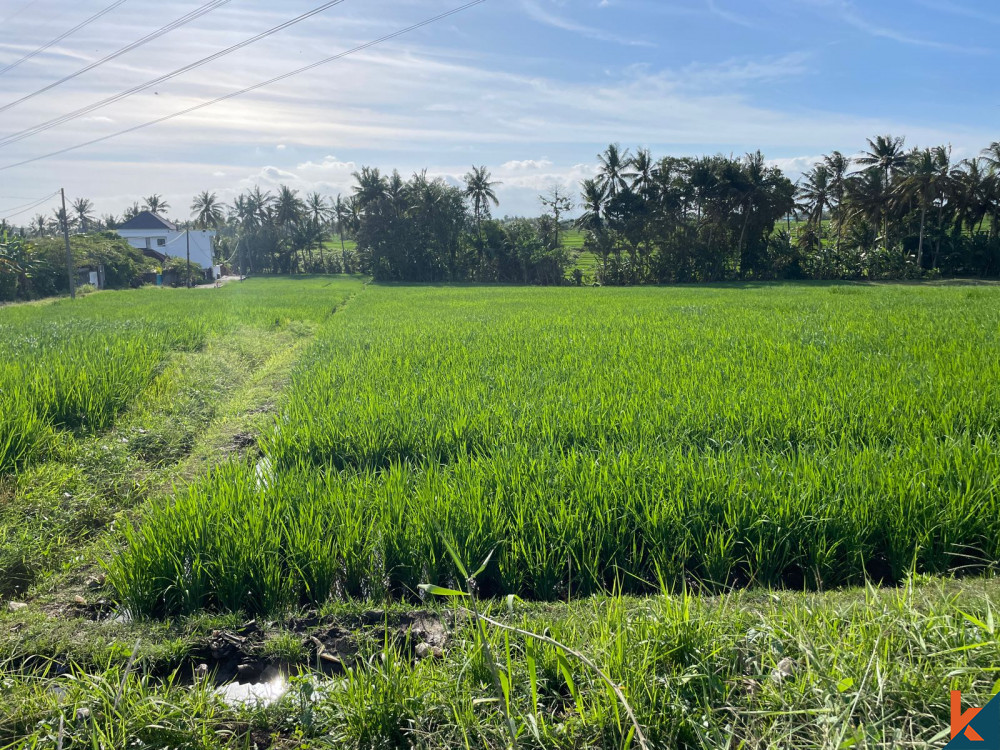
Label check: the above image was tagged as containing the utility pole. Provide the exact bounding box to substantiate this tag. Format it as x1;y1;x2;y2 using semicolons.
185;228;191;288
60;188;76;299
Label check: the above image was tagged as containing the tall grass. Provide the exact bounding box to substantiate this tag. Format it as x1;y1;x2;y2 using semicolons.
0;278;358;473
112;283;1000;616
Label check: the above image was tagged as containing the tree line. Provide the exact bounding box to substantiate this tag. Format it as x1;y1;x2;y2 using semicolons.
4;134;999;288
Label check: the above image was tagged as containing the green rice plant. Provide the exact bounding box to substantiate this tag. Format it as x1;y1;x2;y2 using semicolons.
113;283;1000;616
0;278;360;474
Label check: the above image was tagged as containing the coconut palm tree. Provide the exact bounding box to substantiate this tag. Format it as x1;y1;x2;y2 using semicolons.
190;191;224;228
797;164;832;271
353;167;389;210
856;135;907;247
51;206;70;234
892;148;939;266
71;197;95;233
578;178;607;232
143;194;170;214
982;142;1000;171
824;151;850;257
463;165;501;233
273;186;305;270
597;143;632;198
30;213;47;237
306;192;331;227
952;158;990;235
333;194;351;271
123;202;142;221
630;148;657;195
100;214;119;231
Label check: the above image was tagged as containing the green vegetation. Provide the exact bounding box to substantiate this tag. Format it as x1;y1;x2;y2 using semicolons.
4;579;999;748
3;279;1000;748
0;231;155;302
0;278;361;598
113;284;1000;617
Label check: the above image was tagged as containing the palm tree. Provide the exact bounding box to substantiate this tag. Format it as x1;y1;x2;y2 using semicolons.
578;178;607;232
353;167;389;210
30;213;47;237
929;145;954;266
982;142;1000;171
892;148;938;267
824;151;850;258
191;191;224;228
386;170;406;217
51;206;70;235
630;148;657;195
100;214;119;230
71;197;95;233
463;165;501;233
123;202;142;221
304;192;331;268
856;135;907;247
845;168;887;235
274;186;303;227
952;158;990;236
597;143;632;198
797;164;831;271
333;194;351;271
306;192;331;226
143;194;170;214
274;185;305;271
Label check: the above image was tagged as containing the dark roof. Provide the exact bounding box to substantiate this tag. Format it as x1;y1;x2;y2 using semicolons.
117;211;176;231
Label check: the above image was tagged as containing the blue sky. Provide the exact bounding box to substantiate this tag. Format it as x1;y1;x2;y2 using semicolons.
0;0;996;220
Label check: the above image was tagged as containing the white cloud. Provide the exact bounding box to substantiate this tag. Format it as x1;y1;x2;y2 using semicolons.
0;0;992;222
521;0;654;47
501;159;554;171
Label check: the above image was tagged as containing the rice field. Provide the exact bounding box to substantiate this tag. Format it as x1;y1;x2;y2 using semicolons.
0;279;358;474
111;283;1000;617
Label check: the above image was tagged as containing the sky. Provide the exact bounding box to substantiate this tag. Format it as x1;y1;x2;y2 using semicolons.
0;0;997;222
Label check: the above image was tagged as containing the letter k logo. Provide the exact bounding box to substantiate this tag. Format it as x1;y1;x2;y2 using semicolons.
953;691;985;742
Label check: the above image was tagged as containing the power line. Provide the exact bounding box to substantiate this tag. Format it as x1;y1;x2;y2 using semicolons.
0;0;487;173
0;0;130;76
0;190;60;221
0;0;234;114
0;0;350;147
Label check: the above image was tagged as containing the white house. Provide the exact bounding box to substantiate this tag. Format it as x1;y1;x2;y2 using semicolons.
116;211;216;274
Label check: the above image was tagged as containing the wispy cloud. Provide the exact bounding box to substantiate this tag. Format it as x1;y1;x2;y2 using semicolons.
705;0;761;29
521;0;654;47
914;0;1000;25
793;0;990;54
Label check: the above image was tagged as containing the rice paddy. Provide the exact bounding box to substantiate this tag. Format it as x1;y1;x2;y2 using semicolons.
0;279;356;474
110;283;1000;617
4;278;1000;748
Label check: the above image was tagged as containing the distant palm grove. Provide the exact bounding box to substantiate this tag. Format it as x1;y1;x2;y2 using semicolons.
2;135;1000;295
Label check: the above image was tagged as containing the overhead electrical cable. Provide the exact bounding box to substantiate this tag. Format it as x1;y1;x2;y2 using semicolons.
0;0;487;172
0;0;235;114
0;0;130;76
0;190;60;221
0;0;350;147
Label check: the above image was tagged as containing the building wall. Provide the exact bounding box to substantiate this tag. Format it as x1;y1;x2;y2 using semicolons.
117;229;216;270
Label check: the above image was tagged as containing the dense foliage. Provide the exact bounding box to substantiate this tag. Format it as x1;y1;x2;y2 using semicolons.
8;136;999;286
111;284;1000;616
0;231;154;302
581;138;1000;282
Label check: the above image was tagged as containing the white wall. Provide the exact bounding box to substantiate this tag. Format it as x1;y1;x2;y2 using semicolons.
117;229;216;269
164;231;214;269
